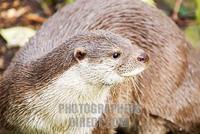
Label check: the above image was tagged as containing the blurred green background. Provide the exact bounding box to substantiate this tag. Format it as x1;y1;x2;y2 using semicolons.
154;0;200;48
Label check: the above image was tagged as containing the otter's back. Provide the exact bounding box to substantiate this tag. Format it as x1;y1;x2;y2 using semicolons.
10;0;182;65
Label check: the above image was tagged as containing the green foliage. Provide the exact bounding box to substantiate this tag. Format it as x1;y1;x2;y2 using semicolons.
142;0;155;6
185;25;200;48
179;6;190;17
43;0;54;5
196;0;200;23
64;0;75;4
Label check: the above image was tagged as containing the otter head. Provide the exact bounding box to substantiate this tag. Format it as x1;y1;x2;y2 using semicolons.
71;30;149;86
3;31;150;133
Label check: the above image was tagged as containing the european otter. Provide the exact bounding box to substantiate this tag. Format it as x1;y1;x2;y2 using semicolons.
1;0;200;134
0;30;149;134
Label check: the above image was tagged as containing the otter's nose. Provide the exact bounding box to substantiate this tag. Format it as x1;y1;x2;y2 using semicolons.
137;53;149;63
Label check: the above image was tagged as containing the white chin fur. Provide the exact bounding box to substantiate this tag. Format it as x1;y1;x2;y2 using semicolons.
121;67;145;77
104;72;123;85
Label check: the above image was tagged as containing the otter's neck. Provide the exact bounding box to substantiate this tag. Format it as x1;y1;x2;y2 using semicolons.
42;65;110;103
14;65;111;134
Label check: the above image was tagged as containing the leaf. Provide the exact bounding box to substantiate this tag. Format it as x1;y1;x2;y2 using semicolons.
64;0;75;4
0;26;36;47
196;0;200;23
141;0;155;6
185;25;200;48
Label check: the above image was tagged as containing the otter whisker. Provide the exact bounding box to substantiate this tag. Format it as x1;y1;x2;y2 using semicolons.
130;77;142;105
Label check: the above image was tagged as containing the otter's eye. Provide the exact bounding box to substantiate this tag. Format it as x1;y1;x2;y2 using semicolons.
112;52;121;59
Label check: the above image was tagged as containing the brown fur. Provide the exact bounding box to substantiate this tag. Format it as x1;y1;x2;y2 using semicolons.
0;30;147;133
1;0;200;133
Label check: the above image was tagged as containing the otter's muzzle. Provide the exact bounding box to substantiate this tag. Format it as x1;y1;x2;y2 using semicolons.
120;52;149;77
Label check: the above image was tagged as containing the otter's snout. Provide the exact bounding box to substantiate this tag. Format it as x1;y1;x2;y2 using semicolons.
137;53;149;63
118;50;149;77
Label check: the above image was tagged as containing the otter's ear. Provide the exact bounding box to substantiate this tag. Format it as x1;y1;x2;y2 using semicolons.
74;47;87;61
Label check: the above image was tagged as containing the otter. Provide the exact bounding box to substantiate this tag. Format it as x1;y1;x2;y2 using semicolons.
0;30;149;134
0;0;200;134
